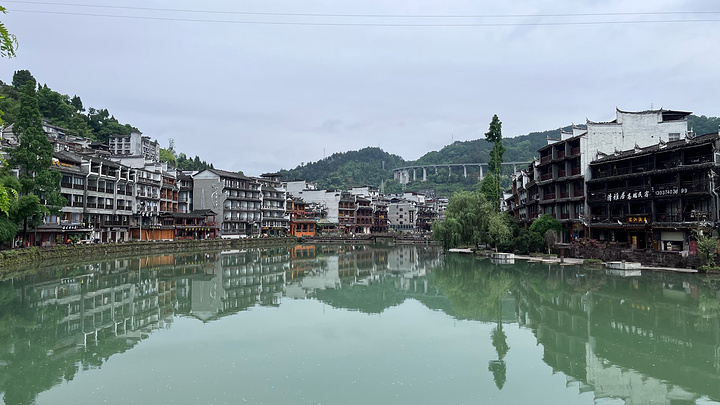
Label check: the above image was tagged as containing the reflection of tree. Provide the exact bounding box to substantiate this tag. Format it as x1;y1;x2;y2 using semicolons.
433;254;516;389
488;359;507;389
432;254;514;321
489;323;509;389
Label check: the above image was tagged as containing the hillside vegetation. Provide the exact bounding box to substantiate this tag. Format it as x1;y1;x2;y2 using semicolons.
0;70;212;171
278;147;406;190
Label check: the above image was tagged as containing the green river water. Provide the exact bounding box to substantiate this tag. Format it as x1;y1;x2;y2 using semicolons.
0;244;719;405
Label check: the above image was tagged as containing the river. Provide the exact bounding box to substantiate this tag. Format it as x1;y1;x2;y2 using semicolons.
0;244;718;405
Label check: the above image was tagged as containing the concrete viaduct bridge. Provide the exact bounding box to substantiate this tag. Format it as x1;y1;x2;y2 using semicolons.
392;162;531;185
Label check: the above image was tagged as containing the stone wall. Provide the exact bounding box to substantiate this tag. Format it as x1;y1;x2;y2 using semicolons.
0;237;299;275
569;241;701;268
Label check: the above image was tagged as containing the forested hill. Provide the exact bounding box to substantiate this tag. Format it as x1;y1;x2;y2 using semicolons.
413;127;572;166
0;70;212;171
278;147;406;190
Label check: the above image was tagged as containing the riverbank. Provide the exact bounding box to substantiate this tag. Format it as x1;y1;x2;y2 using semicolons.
0;237;300;274
468;250;701;273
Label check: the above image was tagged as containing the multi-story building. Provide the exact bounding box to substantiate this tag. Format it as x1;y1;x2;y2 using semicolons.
108;131;160;162
388;201;416;232
36;151;135;245
177;171;193;213
355;197;373;234
587;133;719;251
536;127;586;241
338;192;356;234
287;197;317;237
193;169;262;238
507;108;694;242
371;198;389;233
134;166;163;240
257;173;288;236
415;203;436;232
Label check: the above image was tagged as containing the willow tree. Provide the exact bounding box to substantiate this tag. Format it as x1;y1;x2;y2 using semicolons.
484;115;505;212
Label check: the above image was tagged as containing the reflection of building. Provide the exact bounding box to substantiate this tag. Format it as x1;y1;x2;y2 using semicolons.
518;265;720;404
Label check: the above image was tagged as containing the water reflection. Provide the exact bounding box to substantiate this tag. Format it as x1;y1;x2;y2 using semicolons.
434;254;720;404
0;246;718;404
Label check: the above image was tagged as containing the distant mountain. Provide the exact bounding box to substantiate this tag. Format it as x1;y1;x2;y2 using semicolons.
278;147;406;190
412;127;573;166
279;115;719;195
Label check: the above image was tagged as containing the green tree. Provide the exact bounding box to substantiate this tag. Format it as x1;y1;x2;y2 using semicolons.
7;78;65;242
529;214;562;238
431;191;493;249
487;212;511;251
159;148;177;166
0;5;17;58
484;115;505;211
11;69;34;90
529;214;562;253
696;233;718;267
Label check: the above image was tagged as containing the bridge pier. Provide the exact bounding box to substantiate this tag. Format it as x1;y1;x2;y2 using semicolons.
463;165;467;178
422;167;427;181
413;168;416;181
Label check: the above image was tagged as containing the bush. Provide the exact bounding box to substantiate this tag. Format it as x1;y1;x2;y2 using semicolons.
584;259;603;266
698;265;720;273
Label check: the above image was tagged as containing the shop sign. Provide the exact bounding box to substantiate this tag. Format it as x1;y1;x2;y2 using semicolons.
654;187;688;196
626;216;649;224
607;190;650;201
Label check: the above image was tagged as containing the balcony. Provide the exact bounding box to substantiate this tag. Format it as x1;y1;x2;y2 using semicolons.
559;192;569;199
557;170;566;178
540;155;552;165
556;151;565;159
542;193;556;201
573;189;585;197
540;173;553;181
570;147;580;156
571;167;581;176
560;213;570;220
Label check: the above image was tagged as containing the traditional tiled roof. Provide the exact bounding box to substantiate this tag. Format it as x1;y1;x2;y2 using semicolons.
590;133;718;165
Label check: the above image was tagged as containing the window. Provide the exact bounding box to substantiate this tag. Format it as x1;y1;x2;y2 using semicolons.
669;133;680;141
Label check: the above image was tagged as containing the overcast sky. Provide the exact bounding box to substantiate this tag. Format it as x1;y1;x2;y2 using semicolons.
2;0;719;175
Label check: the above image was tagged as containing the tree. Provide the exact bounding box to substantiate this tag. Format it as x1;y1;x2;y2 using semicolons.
11;70;34;90
69;95;84;112
484;115;505;211
529;214;562;253
431;191;493;249
0;6;17;58
7;78;66;243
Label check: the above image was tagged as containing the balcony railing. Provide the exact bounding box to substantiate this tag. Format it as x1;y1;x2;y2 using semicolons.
542;193;556;200
540;173;553;181
559;192;569;199
573;189;584;197
560;213;570;219
557;151;565;159
571;167;581;176
540;155;552;164
570;147;580;156
558;170;566;178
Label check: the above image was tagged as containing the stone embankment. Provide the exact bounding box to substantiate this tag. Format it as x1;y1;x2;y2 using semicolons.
0;237;299;275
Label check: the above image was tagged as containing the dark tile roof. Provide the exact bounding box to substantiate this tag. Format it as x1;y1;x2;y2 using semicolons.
590;133;718;165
